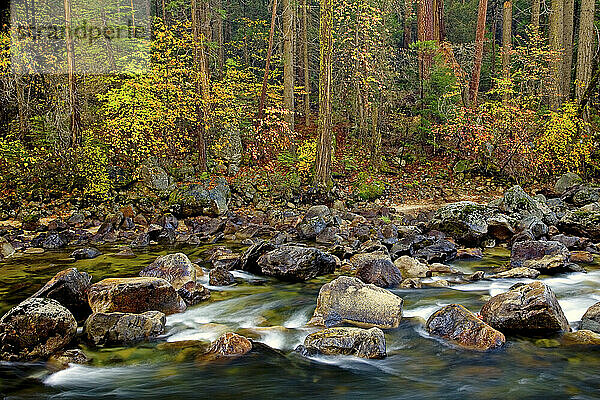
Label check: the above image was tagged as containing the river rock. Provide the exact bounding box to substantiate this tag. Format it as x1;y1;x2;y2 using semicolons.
205;332;252;358
414;239;457;263
84;311;166;346
429;202;489;245
510;240;569;269
561;330;600;346
256;245;336;281
497;185;557;226
0;237;15;258
297;327;386;359
209;266;235;286
555;172;583;194
70;247;101;260
580;302;600;333
493;267;540;279
140;253;196;290
350;252;402;288
47;349;90;370
169;178;230;217
177;281;210;306
486;216;515;241
480;281;569;333
0;298;77;361
309;276;403;329
297;205;331;240
31;268;92;321
426;304;505;351
393;256;431;278
569;251;595;263
239;240;276;273
88;277;186;315
558;210;600;240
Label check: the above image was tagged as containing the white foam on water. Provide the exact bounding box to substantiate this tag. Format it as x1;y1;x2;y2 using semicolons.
283;307;312;328
230;270;269;283
404;303;449;320
558;296;599;323
44;364;152;388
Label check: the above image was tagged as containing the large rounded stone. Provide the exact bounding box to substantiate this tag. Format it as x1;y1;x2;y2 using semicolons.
555;172;583;194
84;311;166;346
31;268;92;321
350;252;402;288
510;240;570;271
480;281;569;333
429;202;489;245
0;298;77;361
140;253;196;290
394;256;431;278
297;327;386;359
580;302;600;333
308;276;403;329
88;277;186;315
206;332;252;358
256;245;336;281
561;330;600;346
558;210;600;240
426;304;505;351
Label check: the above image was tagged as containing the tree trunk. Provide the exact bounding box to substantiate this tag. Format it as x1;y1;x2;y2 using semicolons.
433;0;445;42
417;0;435;79
303;0;310;124
575;0;596;100
562;0;574;99
502;0;512;103
64;0;80;147
549;0;564;109
258;0;279;120
314;0;333;188
403;0;413;48
215;0;225;77
192;0;211;171
531;0;540;29
468;0;488;107
283;0;295;131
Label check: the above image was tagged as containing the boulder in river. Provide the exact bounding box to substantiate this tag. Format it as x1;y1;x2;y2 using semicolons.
0;298;77;361
350;252;402;288
0;237;15;258
88;277;186;315
31;268;92;321
561;330;600;347
510;240;570;271
309;276;403;329
256;245;336;281
84;311;166;346
47;349;90;371
393;256;431;278
497;185;557;226
558;210;600;241
580;302;600;333
297;327;386;359
169;178;230;217
426;304;505;351
429;202;489;245
493;267;540;279
140;253;196;290
205;332;252;358
413;239;457;263
296;205;331;240
177;281;210;306
70;247;101;260
209;266;235;286
480;281;569;333
555;172;583;194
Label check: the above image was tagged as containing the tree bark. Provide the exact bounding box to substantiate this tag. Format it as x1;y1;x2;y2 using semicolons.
575;0;596;100
192;0;211;171
283;0;295;131
215;0;225;78
303;0;311;124
64;0;80;147
549;0;564;109
502;0;512;103
258;0;279;120
562;0;574;99
531;0;540;29
314;0;333;188
468;0;488;107
403;0;413;48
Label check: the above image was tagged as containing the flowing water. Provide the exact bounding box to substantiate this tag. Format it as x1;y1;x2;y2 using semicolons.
1;245;600;399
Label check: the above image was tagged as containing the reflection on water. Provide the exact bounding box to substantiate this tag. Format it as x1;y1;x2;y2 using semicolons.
1;246;600;399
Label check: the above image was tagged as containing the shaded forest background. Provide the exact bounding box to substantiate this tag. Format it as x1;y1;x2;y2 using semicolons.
0;0;599;207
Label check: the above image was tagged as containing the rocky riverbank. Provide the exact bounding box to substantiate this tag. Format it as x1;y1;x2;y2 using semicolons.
1;172;600;368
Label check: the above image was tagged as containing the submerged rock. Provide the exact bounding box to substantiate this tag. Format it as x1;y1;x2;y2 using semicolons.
256;245;336;281
31;268;92;321
297;327;386;359
309;276;403;329
426;304;505;351
84;311;166;346
0;298;77;361
580;302;600;333
70;247;101;260
480;281;569;333
561;330;600;347
88;277;186;315
140;253;196;290
47;349;90;370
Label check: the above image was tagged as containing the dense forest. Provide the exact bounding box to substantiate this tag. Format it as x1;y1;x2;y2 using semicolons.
0;0;598;210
